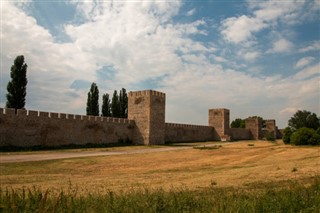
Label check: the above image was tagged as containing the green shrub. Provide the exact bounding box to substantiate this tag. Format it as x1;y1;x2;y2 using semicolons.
282;127;293;144
290;127;320;146
266;131;275;141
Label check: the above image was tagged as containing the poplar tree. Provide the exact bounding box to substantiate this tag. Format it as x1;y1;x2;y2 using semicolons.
86;83;99;116
6;55;28;111
101;93;111;117
111;90;120;117
119;88;128;118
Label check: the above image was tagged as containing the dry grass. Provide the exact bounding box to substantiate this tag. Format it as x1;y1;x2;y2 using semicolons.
1;140;319;193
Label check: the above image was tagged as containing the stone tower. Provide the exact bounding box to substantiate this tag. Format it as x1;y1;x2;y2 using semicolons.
208;108;230;139
245;118;262;140
128;90;166;145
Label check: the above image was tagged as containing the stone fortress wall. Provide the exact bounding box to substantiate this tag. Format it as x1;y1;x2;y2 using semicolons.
0;90;279;147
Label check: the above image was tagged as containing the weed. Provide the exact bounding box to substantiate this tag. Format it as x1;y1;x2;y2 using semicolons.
1;179;319;212
292;167;298;172
248;143;255;146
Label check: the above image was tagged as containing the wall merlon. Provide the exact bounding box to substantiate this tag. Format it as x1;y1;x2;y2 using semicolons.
39;111;49;118
17;109;27;116
74;114;81;120
50;112;59;119
28;110;39;117
5;108;16;115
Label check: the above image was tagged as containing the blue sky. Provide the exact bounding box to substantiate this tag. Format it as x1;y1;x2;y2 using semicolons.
1;0;319;128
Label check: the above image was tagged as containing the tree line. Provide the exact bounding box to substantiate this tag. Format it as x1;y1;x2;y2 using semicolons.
86;82;128;118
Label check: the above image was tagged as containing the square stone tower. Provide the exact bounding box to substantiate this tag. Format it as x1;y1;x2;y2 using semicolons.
245;118;262;140
208;108;230;139
128;90;166;145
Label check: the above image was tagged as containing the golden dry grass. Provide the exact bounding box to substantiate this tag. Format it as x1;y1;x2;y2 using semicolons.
1;141;319;193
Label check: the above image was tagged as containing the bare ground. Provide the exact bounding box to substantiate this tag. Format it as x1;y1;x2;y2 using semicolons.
0;141;319;193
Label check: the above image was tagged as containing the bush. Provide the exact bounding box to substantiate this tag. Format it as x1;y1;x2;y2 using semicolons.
266;131;275;141
290;127;320;146
282;127;293;144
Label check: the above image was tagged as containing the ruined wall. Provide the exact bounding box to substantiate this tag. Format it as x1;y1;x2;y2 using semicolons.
0;108;134;147
128;90;165;145
165;123;218;142
228;128;252;140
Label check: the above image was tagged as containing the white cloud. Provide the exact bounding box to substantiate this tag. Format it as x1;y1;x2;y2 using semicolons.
242;51;261;61
267;38;293;53
293;63;320;80
186;8;196;16
1;0;319;129
220;15;266;44
295;57;315;69
299;41;320;53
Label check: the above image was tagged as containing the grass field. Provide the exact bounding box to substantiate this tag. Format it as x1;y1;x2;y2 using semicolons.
1;140;319;193
1;140;320;212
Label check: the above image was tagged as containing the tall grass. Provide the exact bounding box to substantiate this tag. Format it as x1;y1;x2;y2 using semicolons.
1;179;319;212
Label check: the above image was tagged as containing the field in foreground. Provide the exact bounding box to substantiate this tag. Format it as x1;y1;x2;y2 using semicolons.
1;141;319;192
1;140;320;211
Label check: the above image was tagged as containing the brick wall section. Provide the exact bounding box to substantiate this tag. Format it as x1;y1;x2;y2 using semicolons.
128;90;166;145
0;108;134;147
228;128;252;140
165;123;218;142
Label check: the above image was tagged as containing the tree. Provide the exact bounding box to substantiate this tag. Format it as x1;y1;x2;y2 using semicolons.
111;90;120;117
101;93;111;117
119;88;128;118
6;55;28;111
288;110;320;131
231;118;245;128
282;127;293;144
290;127;320;146
86;83;99;116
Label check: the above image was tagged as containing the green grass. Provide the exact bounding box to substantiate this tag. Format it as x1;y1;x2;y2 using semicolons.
1;179;319;212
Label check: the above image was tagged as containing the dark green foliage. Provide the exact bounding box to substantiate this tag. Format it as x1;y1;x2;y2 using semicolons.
86;83;99;116
6;55;28;110
265;131;275;141
290;127;320;146
230;118;245;128
111;90;120;117
102;93;111;117
282;127;293;144
288;110;320;131
119;88;128;118
1;179;320;212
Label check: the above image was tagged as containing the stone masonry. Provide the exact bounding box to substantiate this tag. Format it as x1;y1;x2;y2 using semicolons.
0;90;279;148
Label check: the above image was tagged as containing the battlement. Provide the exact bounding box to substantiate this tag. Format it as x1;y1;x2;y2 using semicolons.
165;122;210;129
128;90;165;98
0;90;279;148
0;108;134;124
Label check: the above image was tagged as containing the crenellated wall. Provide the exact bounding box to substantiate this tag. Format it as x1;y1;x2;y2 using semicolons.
0;90;280;148
165;123;219;142
0;108;134;147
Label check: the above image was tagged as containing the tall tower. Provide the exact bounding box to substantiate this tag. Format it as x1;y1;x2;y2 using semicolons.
208;108;230;139
128;90;166;145
245;118;262;140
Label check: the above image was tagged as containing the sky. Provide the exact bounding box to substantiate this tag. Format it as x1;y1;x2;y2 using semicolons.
1;0;319;128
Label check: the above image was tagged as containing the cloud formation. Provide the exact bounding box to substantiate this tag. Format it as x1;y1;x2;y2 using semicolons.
1;0;319;129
